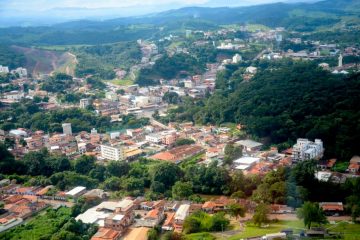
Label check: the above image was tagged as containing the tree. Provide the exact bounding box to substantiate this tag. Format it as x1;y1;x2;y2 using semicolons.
163;92;181;104
224;143;242;165
106;161;130;177
253;203;270;227
147;228;158;240
74;155;96;175
150;162;182;189
172;181;193;200
228;203;246;220
297;202;328;229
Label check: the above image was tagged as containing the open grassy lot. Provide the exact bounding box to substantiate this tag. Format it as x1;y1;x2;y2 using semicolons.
186;232;216;240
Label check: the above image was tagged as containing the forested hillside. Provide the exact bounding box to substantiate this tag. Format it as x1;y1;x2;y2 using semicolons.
166;60;360;160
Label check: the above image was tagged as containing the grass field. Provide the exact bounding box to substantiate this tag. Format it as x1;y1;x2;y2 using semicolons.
186;232;216;240
108;78;134;86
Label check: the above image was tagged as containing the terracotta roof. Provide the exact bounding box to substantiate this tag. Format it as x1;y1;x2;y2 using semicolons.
320;202;344;211
327;159;337;168
202;201;216;209
348;163;360;170
145;208;160;219
91;228;121;240
163;212;175;227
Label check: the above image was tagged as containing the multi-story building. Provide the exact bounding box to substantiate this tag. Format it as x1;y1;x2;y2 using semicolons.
62;123;72;135
292;138;324;163
101;144;125;161
80;99;90;109
0;65;9;73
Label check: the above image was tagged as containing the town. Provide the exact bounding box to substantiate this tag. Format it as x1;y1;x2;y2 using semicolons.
1;0;360;239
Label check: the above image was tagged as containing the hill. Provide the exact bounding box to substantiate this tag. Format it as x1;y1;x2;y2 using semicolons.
0;0;359;46
167;60;360;160
11;46;77;76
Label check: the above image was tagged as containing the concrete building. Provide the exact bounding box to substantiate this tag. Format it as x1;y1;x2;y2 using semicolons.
174;204;190;232
65;186;87;198
292;138;324;163
80;98;90;109
3;90;25;101
12;67;27;78
101;144;125;161
0;65;9;73
62;123;72;135
232;54;242;64
235;139;263;156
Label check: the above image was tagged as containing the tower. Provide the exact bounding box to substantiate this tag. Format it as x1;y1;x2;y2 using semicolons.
338;54;343;68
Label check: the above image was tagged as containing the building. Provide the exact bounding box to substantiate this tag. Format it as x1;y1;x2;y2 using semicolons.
101;144;125;161
174;204;190;232
232;54;242;64
233;157;260;171
3;91;25;101
0;65;9;73
235;139;263;156
65;186;87;198
319;202;344;216
80;99;90;109
62;123;72;135
91;228;121;240
348;156;360;174
292;138;324;163
12;67;27;78
150;145;204;164
245;66;257;74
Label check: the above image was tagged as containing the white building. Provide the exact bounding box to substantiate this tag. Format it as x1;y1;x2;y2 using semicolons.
245;66;257;74
79;98;90;109
233;157;260;170
175;204;190;224
105;91;118;101
65;186;86;198
184;80;194;88
12;67;27;78
232;54;242;64
292;138;324;163
0;65;9;73
133;96;150;107
62;123;72;135
145;134;163;144
100;144;125;161
3;90;24;101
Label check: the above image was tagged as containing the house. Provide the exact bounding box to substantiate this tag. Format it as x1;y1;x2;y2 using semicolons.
233;157;260;171
150;145;204;164
348;156;360;174
319;202;344;216
174;204;190;232
270;204;294;214
136;207;165;227
162;212;175;231
91;228;121;240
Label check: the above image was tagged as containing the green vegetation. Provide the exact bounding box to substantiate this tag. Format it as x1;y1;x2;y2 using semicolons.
297;201;328;229
41;73;74;93
0;45;26;69
0;207;97;240
183;211;230;234
136;53;205;86
167;60;360;160
75;42;141;79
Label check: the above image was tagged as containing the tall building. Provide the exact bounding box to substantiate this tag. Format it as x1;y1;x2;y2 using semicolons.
232;54;242;64
101;144;125;161
292;138;324;163
0;65;9;73
338;54;343;68
62;123;72;135
79;99;90;109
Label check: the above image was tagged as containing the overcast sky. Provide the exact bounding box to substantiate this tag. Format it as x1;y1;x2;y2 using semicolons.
0;0;314;26
0;0;296;11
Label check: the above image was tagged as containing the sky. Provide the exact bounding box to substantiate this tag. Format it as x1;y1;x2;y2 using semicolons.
0;0;314;26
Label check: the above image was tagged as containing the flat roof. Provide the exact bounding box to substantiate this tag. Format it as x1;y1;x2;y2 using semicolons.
235;165;251;170
175;204;190;221
112;214;124;221
234;157;260;165
236;139;263;149
65;186;86;196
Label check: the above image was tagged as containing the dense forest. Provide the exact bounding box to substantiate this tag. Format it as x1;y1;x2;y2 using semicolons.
135;53;205;86
163;60;360;160
0;45;26;69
